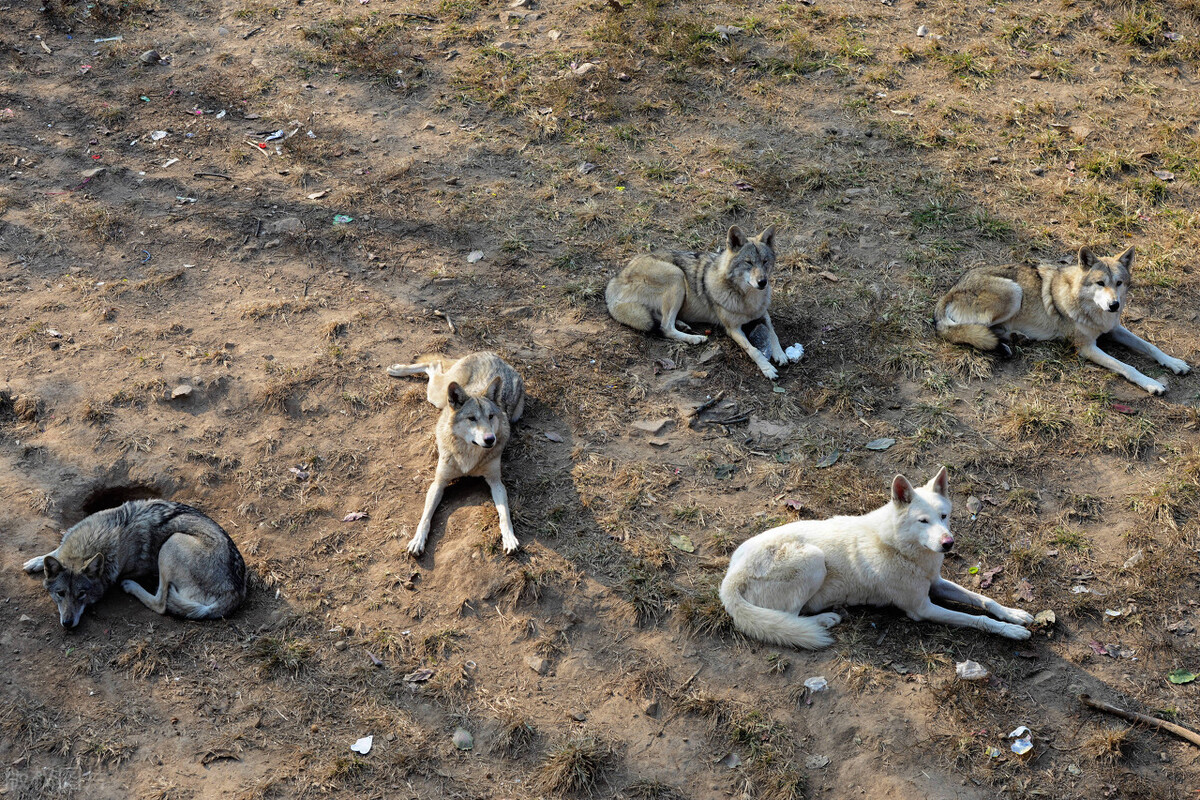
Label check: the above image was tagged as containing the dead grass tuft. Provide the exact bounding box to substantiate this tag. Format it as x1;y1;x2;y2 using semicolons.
1083;725;1130;764
532;734;616;797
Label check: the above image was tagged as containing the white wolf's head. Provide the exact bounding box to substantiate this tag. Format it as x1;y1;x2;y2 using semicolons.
890;466;954;554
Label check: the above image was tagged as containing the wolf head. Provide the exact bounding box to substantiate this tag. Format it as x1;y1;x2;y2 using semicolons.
724;225;777;291
447;377;508;449
42;553;108;629
1078;246;1134;315
890;467;954;554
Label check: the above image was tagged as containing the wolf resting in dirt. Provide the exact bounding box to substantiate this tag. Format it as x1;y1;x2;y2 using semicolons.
605;225;789;380
720;468;1034;649
935;246;1190;395
23;500;247;628
387;351;525;556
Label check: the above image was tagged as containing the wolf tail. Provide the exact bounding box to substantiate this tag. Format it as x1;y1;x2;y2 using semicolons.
718;570;833;650
387;354;451;378
934;297;999;351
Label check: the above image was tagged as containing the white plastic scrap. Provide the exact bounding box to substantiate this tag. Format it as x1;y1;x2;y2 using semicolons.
350;735;373;755
150;130;168;141
803;676;828;692
955;660;989;681
785;343;805;362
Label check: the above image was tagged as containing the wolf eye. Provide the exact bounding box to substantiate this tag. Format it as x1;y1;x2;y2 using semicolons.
1115;280;1123;287
941;514;947;520
54;590;65;599
918;516;930;524
488;413;494;421
1095;280;1105;286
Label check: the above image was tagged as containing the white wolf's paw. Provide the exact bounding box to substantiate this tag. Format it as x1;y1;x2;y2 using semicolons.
1165;357;1191;376
1145;379;1168;396
501;536;521;555
758;362;779;380
121;579;141;595
1001;608;1036;626
386;364;410;377
406;538;426;557
813;612;842;629
680;333;707;345
999;622;1033;640
22;556;45;574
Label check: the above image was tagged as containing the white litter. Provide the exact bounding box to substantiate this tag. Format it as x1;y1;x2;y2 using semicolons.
351;735;373;755
150;130;168;141
785;343;805;362
803;676;828;692
1008;726;1030;738
955;660;989;681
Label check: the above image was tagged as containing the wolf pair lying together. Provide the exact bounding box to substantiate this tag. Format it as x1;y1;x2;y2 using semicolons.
23;231;1190;650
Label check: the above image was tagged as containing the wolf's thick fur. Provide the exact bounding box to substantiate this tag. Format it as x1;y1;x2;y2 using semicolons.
606;225;787;379
387;351;525;556
935;246;1191;395
22;500;247;628
720;468;1034;649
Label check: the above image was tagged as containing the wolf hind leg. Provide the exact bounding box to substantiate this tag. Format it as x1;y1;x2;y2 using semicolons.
936;282;1021;355
122;576;169;615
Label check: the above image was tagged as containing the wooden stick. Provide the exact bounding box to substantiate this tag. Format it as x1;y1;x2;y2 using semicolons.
1079;694;1200;748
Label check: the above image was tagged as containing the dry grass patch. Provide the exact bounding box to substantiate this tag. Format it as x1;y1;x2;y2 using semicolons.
532;734;617;797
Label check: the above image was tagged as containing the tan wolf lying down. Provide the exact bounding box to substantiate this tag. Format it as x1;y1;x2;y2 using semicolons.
605;225;789;379
24;500;247;628
388;351;525;556
720;468;1034;649
935;246;1190;395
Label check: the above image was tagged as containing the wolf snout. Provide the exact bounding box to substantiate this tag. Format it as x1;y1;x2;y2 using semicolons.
940;535;955;552
480;435;496;448
1108;300;1120;312
756;278;768;290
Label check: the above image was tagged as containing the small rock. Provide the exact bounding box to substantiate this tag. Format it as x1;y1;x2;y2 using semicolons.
578;162;598;175
444;176;459;185
334;640;348;651
19;614;34;623
956;660;989;681
467;250;485;263
452;727;473;750
568;711;587;722
421;121;435;131
643;700;659;717
526;655;550;675
263;217;304;235
571;62;598;77
648;438;669;448
988;155;1001;164
81;166;107;179
497;41;517;50
1031;166;1046;176
632;418;673;435
805;755;831;769
171;384;193;400
510;0;532;6
139;49;162;65
916;25;929;37
1029;70;1044;80
548;29;562;41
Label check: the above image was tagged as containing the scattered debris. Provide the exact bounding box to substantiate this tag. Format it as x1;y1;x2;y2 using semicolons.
669;534;695;553
452;728;474;750
785;343;805;362
1168;669;1197;685
526;655;550;675
956;660;989;681
332;214;354;225
350;735;373;755
717;752;741;769
864;438;895;451
170;384;193;400
467;250;484;263
803;676;828;692
815;451;839;468
1014;579;1034;603
916;25;929;36
966;495;982;517
805;755;831;769
632;418;672;435
139;49;162;65
402;668;434;683
544;431;565;443
342;511;367;522
714;24;744;41
1079;694;1200;748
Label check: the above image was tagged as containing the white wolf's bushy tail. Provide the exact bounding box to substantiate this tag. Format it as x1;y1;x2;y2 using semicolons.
387;355;450;378
719;572;833;650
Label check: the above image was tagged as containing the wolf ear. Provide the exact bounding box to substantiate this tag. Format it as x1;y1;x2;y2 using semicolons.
447;382;468;410
757;225;776;249
891;475;915;506
82;552;105;579
1116;246;1135;270
926;466;949;498
727;226;748;252
486;375;504;404
1078;246;1098;268
43;555;63;579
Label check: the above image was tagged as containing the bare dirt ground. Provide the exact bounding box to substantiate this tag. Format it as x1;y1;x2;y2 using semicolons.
2;0;1200;797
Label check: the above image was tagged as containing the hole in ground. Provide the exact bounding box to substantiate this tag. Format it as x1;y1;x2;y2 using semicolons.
77;484;163;518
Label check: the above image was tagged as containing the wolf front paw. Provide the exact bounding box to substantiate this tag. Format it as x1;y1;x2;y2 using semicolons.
999;622;1033;640
813;612;842;629
406;537;427;557
1145;379;1167;396
1164;357;1191;376
758;361;779;380
22;556;45;574
121;579;141;595
501;535;521;555
680;333;707;345
1001;607;1035;626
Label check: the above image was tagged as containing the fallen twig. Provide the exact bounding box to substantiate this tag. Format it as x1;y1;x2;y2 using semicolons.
1079;694;1200;748
194;172;232;180
686;391;725;429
